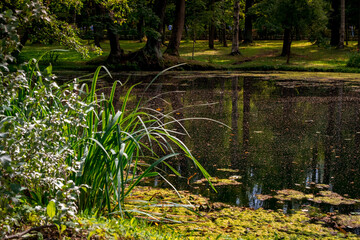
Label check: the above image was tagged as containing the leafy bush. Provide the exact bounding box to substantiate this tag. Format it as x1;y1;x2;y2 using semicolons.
346;52;360;68
0;60;212;237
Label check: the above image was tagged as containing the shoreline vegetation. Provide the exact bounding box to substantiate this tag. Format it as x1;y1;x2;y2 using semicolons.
2;59;360;240
17;40;360;74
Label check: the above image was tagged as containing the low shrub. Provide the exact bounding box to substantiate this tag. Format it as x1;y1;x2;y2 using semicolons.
346;52;360;68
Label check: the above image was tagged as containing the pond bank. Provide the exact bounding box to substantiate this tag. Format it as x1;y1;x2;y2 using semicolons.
73;186;360;239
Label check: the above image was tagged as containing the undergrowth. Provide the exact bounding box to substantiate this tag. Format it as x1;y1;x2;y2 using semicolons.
0;58;213;238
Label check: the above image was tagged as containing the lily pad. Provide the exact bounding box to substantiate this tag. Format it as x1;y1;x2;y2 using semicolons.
310;191;358;205
193;177;242;186
275;189;314;201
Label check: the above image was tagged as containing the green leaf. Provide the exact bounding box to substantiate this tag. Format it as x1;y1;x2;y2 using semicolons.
46;201;56;219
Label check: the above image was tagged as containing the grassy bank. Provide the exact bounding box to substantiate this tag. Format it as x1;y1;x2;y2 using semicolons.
17;40;360;72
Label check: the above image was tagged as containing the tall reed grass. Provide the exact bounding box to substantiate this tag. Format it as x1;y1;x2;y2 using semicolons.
0;58;213;223
74;65;213;216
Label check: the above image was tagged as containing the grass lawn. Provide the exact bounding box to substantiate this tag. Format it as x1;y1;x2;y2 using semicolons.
18;39;360;72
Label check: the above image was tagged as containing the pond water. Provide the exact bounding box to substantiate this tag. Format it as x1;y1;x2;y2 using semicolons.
90;71;360;213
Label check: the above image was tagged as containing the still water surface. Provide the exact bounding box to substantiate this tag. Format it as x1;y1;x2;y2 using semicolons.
98;71;360;212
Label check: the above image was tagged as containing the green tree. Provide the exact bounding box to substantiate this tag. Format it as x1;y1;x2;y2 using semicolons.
0;0;93;59
254;0;328;62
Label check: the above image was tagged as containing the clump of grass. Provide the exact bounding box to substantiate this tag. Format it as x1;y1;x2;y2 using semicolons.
75;64;214;216
347;52;360;68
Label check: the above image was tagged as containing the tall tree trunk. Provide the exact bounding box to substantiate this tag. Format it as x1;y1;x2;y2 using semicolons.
222;23;227;47
208;0;215;49
281;28;291;57
231;0;241;55
165;0;185;56
93;25;102;48
209;24;215;49
243;0;253;44
358;1;360;48
107;25;124;64
338;0;345;49
137;17;144;42
330;0;340;46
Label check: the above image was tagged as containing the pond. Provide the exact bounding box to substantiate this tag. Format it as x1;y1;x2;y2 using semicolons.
79;71;360;213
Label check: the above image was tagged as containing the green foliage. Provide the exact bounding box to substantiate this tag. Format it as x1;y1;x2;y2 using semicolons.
347;52;360;68
253;0;328;41
0;56;213;236
0;10;20;70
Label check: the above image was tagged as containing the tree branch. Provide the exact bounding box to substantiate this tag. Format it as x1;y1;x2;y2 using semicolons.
4;225;56;240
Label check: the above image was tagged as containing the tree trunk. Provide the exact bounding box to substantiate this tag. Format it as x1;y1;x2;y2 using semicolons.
358;1;360;48
127;0;167;69
338;0;345;49
222;23;227;47
330;0;340;46
165;0;185;56
137;17;144;42
231;0;241;55
208;0;215;49
209;24;215;49
281;28;291;57
243;0;253;44
107;25;124;64
93;25;102;48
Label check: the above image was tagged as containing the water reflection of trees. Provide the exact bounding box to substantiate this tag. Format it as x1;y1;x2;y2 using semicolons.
127;74;360;206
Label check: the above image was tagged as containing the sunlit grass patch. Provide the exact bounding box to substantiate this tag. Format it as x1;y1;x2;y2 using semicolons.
18;39;360;72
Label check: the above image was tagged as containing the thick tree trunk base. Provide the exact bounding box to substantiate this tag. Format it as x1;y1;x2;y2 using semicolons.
242;40;253;45
164;48;179;57
126;48;164;70
230;50;242;56
107;50;124;64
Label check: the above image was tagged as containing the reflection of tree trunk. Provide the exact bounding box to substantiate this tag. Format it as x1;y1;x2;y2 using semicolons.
282;88;294;188
311;145;319;183
219;78;225;114
242;77;251;158
324;88;336;183
230;77;240;168
165;0;185;56
169;90;188;174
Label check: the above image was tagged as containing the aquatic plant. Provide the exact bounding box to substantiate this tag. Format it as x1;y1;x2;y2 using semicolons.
0;60;213;237
74;65;214;216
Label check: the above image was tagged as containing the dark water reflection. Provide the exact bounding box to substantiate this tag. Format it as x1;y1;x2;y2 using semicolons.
99;72;360;211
